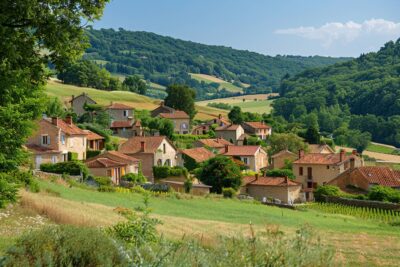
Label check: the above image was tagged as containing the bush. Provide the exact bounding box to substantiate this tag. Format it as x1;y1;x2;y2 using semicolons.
94;176;112;186
265;169;295;180
367;185;400;203
141;183;169;192
184;179;193;193
222;187;236;198
153;166;170;179
0;225;128;266
169;166;188;177
86;150;101;159
40;161;89;179
67;151;78;161
0;178;19;208
98;185;116;192
314;185;342;202
122;173;147;184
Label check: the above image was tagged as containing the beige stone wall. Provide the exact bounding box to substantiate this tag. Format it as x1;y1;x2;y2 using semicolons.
216;130;237;144
272;153;297;169
154;139;177;167
171;118;190;134
125;153;154;181
71;95;96;116
247;185;289;203
108;108;134;121
293;163;346;188
32;153;63;169
65;136;87;160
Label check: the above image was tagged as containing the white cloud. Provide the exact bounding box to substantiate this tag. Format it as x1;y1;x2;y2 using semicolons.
275;19;400;47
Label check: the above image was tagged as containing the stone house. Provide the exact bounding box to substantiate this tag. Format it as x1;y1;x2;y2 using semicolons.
222;145;268;172
106;102;134;121
240;174;303;204
27;116;88;169
193;138;233;154
162;180;211;195
177;147;215;170
270;150;297;169
191;124;210;135
118;136;177;181
69;93;96;116
159;110;190;134
293;149;363;200
83;130;105;151
206;114;230;127
110;119;134;138
85;151;140;185
151;101;175;117
241;121;272;140
328;166;400;192
215;124;245;145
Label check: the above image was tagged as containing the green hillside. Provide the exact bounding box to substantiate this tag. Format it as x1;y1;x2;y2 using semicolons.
84;28;350;99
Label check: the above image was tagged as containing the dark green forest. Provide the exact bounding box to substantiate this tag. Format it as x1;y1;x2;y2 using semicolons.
83;28;349;99
273;39;400;147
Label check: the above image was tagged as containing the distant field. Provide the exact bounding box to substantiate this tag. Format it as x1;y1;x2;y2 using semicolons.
367;143;397;154
45;80;227;120
197;95;274;114
190;73;243;93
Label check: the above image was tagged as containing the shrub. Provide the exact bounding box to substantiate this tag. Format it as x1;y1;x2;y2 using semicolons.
0;178;19;208
122;173;147;184
131;185;147;194
184;179;193;193
141;183;169;192
153;166;169;179
67;151;78;161
265;169;295;180
367;185;400;203
40;161;89;179
94;176;112;186
222;187;236;198
0;225;128;266
314;185;341;202
86;150;101;159
98;185;116;192
168;166;188;177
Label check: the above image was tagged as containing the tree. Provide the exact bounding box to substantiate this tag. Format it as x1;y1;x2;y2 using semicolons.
228;106;243;124
268;133;307;156
44;97;66;118
123;75;147;95
305;125;320;144
164;84;197;120
196;156;242;194
158;119;174;140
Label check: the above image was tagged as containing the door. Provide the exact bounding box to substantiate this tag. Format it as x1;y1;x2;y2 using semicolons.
35;156;42;169
307;167;312;179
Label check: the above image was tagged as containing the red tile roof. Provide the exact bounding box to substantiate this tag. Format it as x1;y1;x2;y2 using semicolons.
216;124;241;131
271;149;296;159
357;166;400;187
308;144;335;154
85;158;126;168
243;176;301;187
46;118;87;136
243;121;271;129
110;120;133;128
159;110;189;119
83;130;104;140
180;147;215;163
25;144;61;154
119;136;171;154
87;151;139;166
196;138;233;148
106;103;134;110
223;145;261;156
293;153;355;165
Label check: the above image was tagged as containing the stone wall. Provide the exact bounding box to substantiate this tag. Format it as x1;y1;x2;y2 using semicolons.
325;195;400;211
33;170;82;181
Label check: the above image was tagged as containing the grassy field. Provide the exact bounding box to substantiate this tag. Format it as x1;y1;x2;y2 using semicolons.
197;95;274;114
2;178;400;266
45;80;227;120
190;73;243;93
367;143;397;154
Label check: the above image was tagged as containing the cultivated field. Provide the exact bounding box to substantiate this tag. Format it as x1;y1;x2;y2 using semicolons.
189;73;243;93
337;146;400;163
45;80;227;120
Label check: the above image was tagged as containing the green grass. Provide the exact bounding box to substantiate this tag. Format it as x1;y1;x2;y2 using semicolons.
232;100;273;114
190;73;243;93
366;143;397;154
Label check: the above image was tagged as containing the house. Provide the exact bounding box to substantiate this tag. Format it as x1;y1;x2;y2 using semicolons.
162;180;211;195
293;149;363;200
270;150;297;169
215;124;245;145
27;116;88;169
85;151;140;185
328;166;400;192
191;124;210;135
110;119;134;138
106;102;134;121
241;121;272;140
132;120;144;136
240;174;303;204
177;147;215;170
193;138;233;154
119;136;178;180
222;145;268;172
159;110;190;134
206;114;230;127
69;93;96;116
83;130;105;151
151;101;175;117
308;144;335;154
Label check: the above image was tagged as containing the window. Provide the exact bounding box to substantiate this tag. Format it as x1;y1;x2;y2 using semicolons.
164;159;171;166
41;135;50;145
326;165;330;169
51;155;57;163
299;167;303;175
123;110;129;117
61;134;65;145
157;159;162;166
163;144;166;154
242;157;249;165
107;169;112;177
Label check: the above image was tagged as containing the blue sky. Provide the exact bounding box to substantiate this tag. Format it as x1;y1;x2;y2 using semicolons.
93;0;400;57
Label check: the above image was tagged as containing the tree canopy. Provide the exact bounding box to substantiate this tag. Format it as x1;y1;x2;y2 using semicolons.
164;84;197;120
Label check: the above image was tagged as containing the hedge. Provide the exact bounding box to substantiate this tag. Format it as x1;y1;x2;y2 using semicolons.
86;150;101;159
67;152;78;161
141;183;169;192
40;161;89;179
153;166;188;179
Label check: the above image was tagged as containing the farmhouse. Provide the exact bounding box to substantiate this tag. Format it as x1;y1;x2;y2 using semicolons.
85;151;140;185
241;121;272;140
110;119;134;138
83;130;105;151
270;150;297;169
194;138;233;153
206;114;230;127
177;147;215;170
159;110;190;134
69;93;96;116
328;166;400;192
119;136;177;180
106;102;134;121
215;124;245;145
222;145;268;172
27;116;88;168
191;124;210;135
150;101;175;117
240;174;303;204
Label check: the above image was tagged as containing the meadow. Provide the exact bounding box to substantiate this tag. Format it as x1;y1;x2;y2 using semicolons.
189;73;244;93
197;95;274;114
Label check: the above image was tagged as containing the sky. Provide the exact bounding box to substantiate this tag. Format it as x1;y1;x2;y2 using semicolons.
93;0;400;57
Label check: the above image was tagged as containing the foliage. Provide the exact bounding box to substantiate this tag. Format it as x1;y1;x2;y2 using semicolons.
158;118;174;140
0;225;128;266
94;176;112;186
222;187;236;198
0;178;18;208
40;161;89;179
123;75;147;95
67;152;78;161
121;173;147;185
314;185;342;202
228;106;243;124
98;185;116;192
367;186;400;203
44;97;66;118
164;84;197;119
268;133;307;156
141;183;170;192
182;153;199;171
334;128;371;153
265;169;295;180
196;156;242;194
86;150;101;159
304;125;320;144
184;178;193;193
153;166;170;179
207;102;232;110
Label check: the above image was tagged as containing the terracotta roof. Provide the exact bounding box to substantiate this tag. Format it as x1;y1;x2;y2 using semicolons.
25;144;61;154
216;124;241;131
243;176;301;187
162;180;212;188
110;120;133;128
159;110;189;119
196;138;233;148
271;150;296;159
85;158;126;168
133;120;142;127
180;147;215;163
69;93;96;104
243;121;271;130
106;103;133;110
119;136;171;154
308;144;335;154
45;118;87;136
207;116;230;126
223;145;261;156
357;166;400;187
83;130;104;140
293;153;355;165
87;151;139;166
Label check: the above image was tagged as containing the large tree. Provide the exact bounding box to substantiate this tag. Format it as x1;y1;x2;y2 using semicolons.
164;84;197;120
268;133;308;156
123;75;147;95
228;106;244;124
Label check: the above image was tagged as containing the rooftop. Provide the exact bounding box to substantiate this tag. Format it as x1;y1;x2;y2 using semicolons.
271;149;296;159
308;144;335;154
159;110;189;119
119;136;171;154
106;103;134;110
243;121;271;129
45;118;87;136
243;175;301;187
215;124;241;131
223;145;261;156
355;166;400;187
87;151;139;166
196;138;233;148
110;120;133;128
293;152;355;165
180;147;215;163
25;144;61;154
85;158;126;168
83;130;105;140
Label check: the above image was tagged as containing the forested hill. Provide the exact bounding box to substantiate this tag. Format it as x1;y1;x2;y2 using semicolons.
84;28;349;98
274;39;400;147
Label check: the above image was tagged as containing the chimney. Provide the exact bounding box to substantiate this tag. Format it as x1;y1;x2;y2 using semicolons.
160;101;164;107
65;116;73;125
140;141;145;152
340;149;345;162
255;173;259;180
352;149;357;156
224;144;229;153
298;149;304;159
284;176;289;184
51;117;58;126
218;114;222;119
